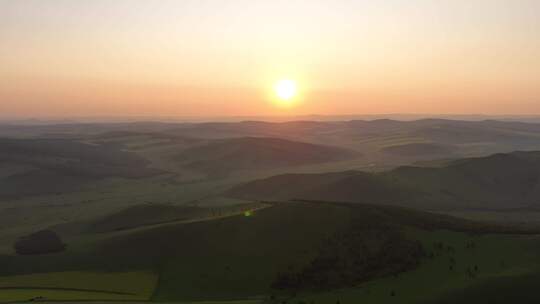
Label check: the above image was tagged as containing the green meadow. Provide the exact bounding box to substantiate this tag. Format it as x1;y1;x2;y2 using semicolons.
2;202;540;304
295;230;540;304
0;271;157;302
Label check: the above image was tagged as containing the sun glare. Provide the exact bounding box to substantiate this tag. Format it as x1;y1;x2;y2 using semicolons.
274;79;298;105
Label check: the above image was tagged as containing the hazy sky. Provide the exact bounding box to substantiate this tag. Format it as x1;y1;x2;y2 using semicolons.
1;0;540;117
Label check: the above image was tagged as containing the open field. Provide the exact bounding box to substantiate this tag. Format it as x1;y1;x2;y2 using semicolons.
294;230;540;304
0;271;157;302
0;289;142;302
1;201;540;303
4;301;263;304
3;120;540;303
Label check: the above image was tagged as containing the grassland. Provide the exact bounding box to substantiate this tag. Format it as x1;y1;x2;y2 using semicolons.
0;289;141;302
229;151;540;212
0;175;255;254
0;149;380;256
425;272;540;304
293;230;540;304
3;121;540;303
2;201;539;303
0;271;157;302
123;203;352;301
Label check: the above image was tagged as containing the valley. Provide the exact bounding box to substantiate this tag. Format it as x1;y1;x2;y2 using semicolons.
2;119;540;303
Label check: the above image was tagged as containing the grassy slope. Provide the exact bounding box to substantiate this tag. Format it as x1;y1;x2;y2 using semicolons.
0;289;144;302
0;202;349;302
0;174;248;254
0;153;380;256
1;201;538;303
0;271;157;301
229;151;540;211
7;123;540;256
106;202;351;301
173;137;359;177
51;202;268;238
424;272;540;304
0;138;160;199
86;204;221;233
4;120;540;303
296;230;540;304
108;202;540;302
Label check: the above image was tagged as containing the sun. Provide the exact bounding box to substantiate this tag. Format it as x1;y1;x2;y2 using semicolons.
274;79;298;103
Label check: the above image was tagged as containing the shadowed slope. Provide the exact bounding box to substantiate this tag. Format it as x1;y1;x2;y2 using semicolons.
2;201;524;300
229;151;540;211
0;138;161;198
174;137;359;176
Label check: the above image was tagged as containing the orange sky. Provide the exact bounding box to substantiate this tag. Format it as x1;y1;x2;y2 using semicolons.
1;0;540;117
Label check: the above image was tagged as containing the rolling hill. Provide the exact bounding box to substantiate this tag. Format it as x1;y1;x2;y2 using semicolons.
173;137;360;176
228;151;540;211
381;143;457;160
0;138;161;198
50;202;266;235
15;119;540;173
165;118;540;147
121;118;540;167
5;118;540;163
0;200;536;302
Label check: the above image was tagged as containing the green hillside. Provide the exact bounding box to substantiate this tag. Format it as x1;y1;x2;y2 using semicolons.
51;202;266;236
229;151;540;211
0;201;538;303
3;121;540;303
0;138;161;198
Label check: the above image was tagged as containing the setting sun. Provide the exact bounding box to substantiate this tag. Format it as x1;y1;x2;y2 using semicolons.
3;2;540;303
274;79;298;104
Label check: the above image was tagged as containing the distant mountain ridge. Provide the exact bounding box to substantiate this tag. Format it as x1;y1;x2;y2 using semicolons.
4;118;540;163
